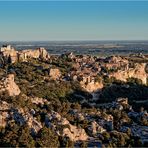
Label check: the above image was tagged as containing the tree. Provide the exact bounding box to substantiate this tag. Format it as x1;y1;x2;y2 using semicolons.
36;127;59;147
0;124;35;147
7;55;12;64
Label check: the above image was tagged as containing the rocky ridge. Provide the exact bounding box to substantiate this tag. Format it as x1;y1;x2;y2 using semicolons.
0;45;50;64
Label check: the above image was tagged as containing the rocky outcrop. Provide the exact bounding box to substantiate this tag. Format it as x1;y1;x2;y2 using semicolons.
104;56;129;70
0;112;9;128
0;101;10;110
80;76;103;93
81;81;103;93
60;117;88;141
0;101;10;128
18;48;50;62
109;63;147;84
0;101;42;133
27;115;42;133
10;107;42;133
0;74;21;96
62;124;88;141
30;97;50;105
49;68;61;80
0;45;50;64
46;111;88;141
0;45;17;63
88;121;106;135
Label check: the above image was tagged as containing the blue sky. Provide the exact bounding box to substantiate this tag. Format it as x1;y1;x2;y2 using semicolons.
0;1;148;41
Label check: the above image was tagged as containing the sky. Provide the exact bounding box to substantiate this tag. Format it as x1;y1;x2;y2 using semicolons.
0;1;148;41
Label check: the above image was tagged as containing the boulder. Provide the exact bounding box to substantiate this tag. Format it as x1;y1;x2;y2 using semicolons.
90;121;106;135
62;124;88;141
0;74;21;96
49;68;61;80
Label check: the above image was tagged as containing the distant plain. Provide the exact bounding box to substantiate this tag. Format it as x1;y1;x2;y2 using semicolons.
0;40;148;56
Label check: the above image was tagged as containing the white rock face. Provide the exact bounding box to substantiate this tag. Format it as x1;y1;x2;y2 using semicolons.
0;45;50;64
0;74;21;96
109;63;147;84
0;45;17;63
18;48;50;62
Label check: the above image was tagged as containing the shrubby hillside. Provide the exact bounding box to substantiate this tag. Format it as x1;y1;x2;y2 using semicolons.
0;47;148;147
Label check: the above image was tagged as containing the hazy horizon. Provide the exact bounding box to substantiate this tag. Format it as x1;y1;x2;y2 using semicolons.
1;40;148;42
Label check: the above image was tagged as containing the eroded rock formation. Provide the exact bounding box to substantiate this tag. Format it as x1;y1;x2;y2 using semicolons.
0;100;42;133
62;124;88;141
80;76;103;93
109;63;147;84
46;111;88;141
0;45;50;64
18;47;50;62
0;74;21;96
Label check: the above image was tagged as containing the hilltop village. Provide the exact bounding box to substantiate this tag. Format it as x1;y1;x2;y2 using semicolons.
0;45;148;147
